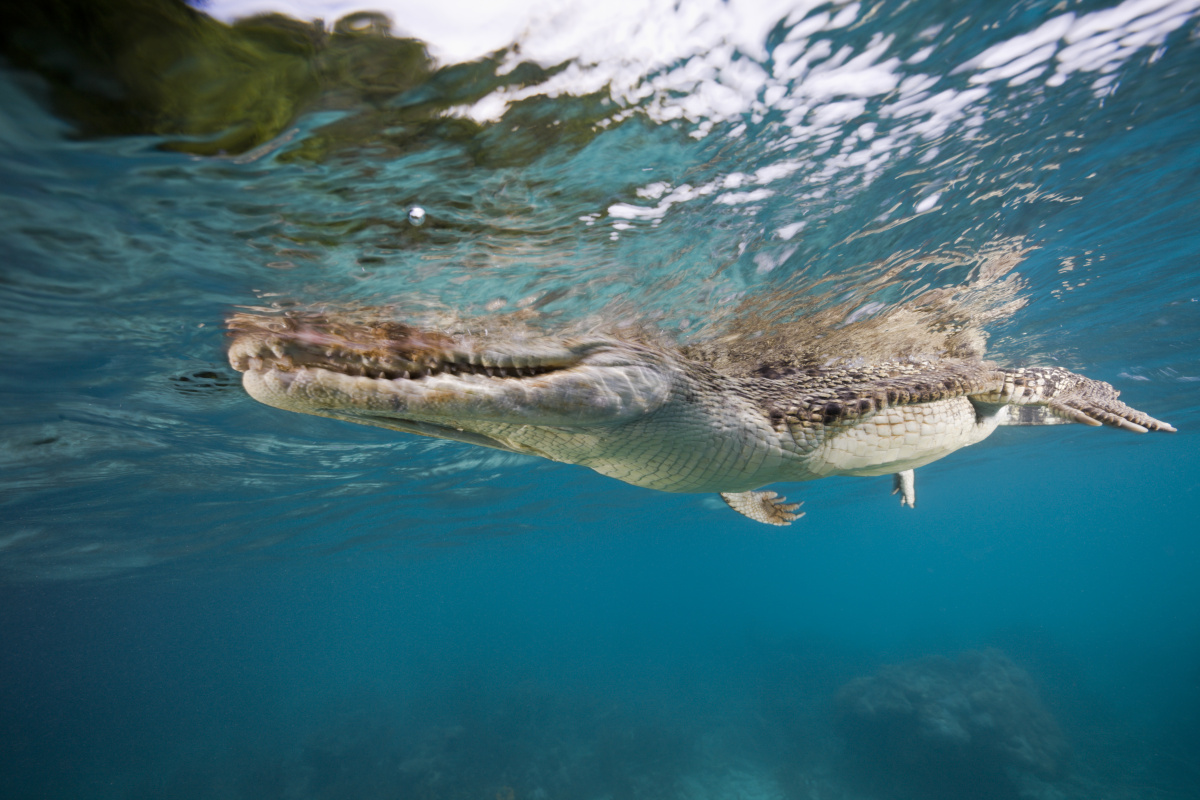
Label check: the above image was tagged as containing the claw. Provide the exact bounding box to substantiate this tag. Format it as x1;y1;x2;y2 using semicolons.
1050;398;1174;433
1146;417;1177;433
1112;417;1149;434
1049;401;1102;426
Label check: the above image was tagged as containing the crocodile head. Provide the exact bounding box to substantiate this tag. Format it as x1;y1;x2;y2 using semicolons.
226;313;676;459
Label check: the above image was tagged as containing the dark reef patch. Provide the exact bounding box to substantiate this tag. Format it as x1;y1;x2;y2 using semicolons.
835;649;1069;800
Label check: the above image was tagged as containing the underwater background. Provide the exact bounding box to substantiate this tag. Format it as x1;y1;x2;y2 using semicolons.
2;0;1199;798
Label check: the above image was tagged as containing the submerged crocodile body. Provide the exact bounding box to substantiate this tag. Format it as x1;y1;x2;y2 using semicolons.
227;313;1174;525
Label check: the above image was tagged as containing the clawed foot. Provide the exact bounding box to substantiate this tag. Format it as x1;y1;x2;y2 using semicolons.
720;491;805;526
1000;367;1176;433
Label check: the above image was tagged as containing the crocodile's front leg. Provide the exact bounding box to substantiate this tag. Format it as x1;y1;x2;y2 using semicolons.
892;469;916;508
720;491;804;525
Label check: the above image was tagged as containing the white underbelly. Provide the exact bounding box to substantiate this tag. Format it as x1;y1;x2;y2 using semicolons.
810;397;1000;477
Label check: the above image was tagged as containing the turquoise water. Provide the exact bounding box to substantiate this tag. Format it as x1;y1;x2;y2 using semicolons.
2;0;1200;797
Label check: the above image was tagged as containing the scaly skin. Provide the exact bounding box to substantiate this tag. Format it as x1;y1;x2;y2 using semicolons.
227;313;1175;525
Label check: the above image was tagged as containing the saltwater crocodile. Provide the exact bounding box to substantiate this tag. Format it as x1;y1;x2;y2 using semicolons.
227;312;1174;525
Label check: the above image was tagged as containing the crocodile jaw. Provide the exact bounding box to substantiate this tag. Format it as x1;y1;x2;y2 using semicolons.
227;317;672;455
